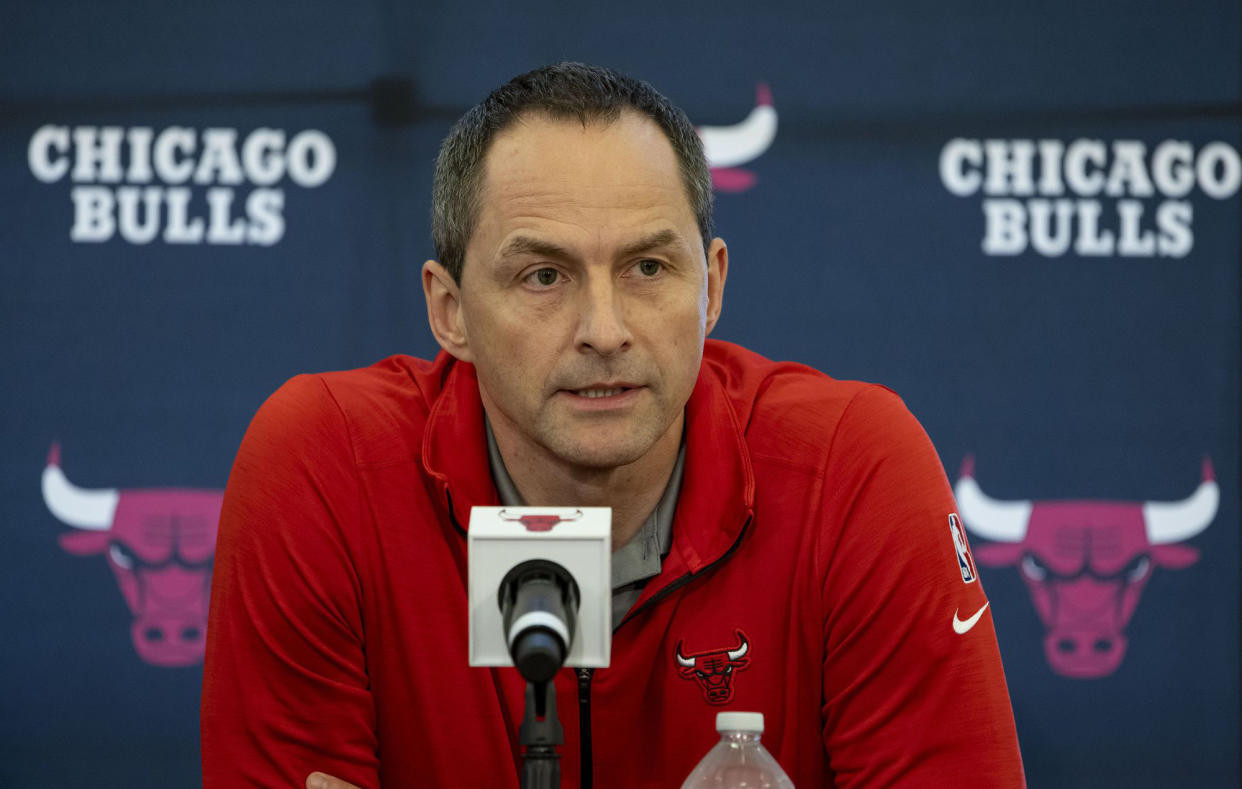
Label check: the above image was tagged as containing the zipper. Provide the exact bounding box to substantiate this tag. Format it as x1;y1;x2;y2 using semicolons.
577;516;751;788
615;515;752;632
577;667;594;789
445;489;466;536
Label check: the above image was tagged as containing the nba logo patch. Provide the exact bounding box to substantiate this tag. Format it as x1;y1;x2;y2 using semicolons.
948;513;977;583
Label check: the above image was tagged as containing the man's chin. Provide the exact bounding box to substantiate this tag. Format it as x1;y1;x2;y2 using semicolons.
542;427;657;470
538;409;678;470
551;441;649;470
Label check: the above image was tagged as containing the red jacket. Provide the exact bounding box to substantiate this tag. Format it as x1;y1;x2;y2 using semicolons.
202;340;1024;787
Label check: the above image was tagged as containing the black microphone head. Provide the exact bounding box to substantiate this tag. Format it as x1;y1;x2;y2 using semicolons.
511;627;566;684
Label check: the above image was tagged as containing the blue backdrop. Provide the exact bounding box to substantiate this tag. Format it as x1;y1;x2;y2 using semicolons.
2;2;1238;786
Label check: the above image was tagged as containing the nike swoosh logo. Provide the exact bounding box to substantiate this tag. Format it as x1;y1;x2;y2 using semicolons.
952;602;990;635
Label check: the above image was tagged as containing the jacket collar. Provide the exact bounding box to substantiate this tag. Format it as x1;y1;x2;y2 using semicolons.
668;365;754;572
421;357;497;529
421;352;755;570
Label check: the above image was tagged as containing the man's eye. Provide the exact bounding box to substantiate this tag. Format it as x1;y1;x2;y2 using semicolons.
636;259;662;277
525;268;561;287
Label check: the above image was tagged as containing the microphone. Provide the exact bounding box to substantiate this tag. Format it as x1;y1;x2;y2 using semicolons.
468;507;611;675
499;559;580;683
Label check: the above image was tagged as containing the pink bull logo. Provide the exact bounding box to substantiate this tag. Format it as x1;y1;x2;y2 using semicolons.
955;456;1218;679
499;508;582;533
675;629;751;705
698;84;777;193
42;444;222;667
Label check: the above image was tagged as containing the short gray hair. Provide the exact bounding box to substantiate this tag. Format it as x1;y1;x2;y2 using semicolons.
432;62;714;282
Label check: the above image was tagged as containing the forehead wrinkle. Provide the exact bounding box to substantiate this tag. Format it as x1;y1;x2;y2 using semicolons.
470;114;699;272
482;184;688;251
489;175;688;221
490;178;686;215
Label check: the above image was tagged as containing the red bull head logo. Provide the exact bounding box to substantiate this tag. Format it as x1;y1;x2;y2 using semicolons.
955;456;1218;679
42;444;222;667
675;629;751;705
499;508;582;532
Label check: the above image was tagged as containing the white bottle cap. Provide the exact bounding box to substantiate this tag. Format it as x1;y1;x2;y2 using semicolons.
716;711;764;733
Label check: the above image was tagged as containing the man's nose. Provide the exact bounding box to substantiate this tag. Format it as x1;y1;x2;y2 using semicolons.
573;278;632;355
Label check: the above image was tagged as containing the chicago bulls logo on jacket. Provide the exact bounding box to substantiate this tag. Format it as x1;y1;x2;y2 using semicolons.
675;629;752;705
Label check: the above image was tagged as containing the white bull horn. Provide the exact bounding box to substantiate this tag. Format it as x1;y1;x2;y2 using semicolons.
1144;458;1219;545
42;443;118;530
726;634;748;661
697;83;777;169
954;456;1032;543
675;644;695;668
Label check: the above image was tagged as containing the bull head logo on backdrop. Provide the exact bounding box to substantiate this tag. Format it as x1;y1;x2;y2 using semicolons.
698;84;777;193
955;456;1218;679
42;444;222;667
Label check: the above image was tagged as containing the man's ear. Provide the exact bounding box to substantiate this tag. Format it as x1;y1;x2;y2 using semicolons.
422;260;473;362
704;237;728;336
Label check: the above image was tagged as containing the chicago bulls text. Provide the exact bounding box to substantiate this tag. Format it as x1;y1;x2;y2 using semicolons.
940;138;1241;258
27;125;337;246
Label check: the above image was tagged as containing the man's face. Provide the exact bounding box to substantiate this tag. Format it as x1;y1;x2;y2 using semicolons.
432;111;726;471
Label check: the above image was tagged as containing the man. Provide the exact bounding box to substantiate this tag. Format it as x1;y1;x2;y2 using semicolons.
202;63;1025;787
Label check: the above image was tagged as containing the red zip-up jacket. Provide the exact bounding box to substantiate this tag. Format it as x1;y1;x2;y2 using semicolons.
201;340;1025;787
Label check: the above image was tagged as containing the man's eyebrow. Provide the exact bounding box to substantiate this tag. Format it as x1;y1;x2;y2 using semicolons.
618;229;683;258
498;236;573;261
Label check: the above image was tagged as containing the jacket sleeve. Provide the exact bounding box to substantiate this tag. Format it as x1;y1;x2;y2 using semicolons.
817;386;1025;787
201;375;380;788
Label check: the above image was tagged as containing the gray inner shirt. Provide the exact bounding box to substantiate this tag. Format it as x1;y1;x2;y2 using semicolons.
485;418;684;628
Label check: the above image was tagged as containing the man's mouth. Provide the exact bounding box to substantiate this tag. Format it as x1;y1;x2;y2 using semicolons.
561;383;642;403
573;387;630;399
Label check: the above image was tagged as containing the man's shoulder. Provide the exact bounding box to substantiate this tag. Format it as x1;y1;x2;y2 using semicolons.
703;340;913;470
257;352;452;465
316;353;446;413
704;339;888;429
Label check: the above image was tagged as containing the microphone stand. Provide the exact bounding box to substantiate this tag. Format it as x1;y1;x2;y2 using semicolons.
519;680;562;789
500;559;578;789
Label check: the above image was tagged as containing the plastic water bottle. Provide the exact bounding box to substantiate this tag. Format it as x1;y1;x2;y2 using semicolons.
681;712;795;788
